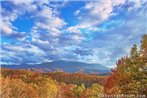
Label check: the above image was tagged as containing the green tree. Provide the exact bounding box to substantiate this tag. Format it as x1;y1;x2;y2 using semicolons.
141;34;147;56
81;83;104;98
104;34;147;96
73;83;85;98
130;44;138;58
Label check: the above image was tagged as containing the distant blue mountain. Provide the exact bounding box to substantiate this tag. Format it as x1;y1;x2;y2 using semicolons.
1;60;110;73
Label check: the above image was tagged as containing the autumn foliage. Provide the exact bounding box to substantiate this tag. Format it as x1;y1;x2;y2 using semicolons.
0;69;104;98
104;34;147;96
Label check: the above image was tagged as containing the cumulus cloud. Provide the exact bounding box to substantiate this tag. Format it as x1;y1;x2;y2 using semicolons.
66;0;124;36
72;0;146;30
112;0;125;6
0;1;35;39
1;43;49;64
78;0;114;27
31;38;54;51
0;21;13;35
32;5;66;37
67;26;81;34
73;48;92;56
0;20;26;39
11;0;33;5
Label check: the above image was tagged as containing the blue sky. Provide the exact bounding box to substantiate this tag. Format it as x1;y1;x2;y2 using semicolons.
1;0;147;68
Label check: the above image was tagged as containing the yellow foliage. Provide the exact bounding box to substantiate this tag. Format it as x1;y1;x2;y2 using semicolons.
1;77;39;98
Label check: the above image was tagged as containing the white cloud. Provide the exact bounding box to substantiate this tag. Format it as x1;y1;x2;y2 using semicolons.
52;17;66;28
11;0;33;5
133;0;142;8
1;1;37;38
35;0;50;6
32;38;49;45
82;0;113;26
0;21;13;35
66;0;146;36
33;5;66;37
0;19;26;39
26;44;46;55
35;21;61;37
67;26;81;34
75;0;146;29
74;10;80;16
37;6;53;19
10;0;38;13
112;0;126;6
1;43;48;64
71;34;84;42
66;0;118;33
1;9;19;22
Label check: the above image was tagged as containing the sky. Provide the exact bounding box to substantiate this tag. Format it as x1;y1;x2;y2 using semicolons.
1;0;147;68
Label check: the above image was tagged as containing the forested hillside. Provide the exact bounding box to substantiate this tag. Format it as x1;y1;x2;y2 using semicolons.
1;69;104;98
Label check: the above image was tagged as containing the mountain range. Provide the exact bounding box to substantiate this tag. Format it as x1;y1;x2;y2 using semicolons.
1;60;110;73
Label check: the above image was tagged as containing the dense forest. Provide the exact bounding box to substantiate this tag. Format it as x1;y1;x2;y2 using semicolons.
0;34;147;98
